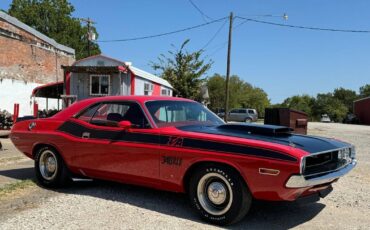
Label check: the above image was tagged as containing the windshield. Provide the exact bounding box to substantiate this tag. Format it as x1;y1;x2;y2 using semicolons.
145;100;225;128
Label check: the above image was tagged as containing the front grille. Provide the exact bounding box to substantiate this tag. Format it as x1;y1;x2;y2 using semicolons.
303;149;352;176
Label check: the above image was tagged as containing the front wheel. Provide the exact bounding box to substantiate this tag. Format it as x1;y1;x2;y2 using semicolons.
188;165;252;225
35;146;71;188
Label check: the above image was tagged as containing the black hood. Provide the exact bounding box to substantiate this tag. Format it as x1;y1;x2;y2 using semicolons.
177;123;350;154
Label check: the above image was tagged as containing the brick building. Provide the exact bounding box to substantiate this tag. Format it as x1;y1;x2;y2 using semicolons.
0;11;75;116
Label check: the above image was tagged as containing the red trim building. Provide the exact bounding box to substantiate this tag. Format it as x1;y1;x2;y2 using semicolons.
354;97;370;125
32;55;173;108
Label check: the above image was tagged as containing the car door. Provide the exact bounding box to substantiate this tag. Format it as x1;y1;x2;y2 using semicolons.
236;109;245;122
66;101;160;184
229;109;238;121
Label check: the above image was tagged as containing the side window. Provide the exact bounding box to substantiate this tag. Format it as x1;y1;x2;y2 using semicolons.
230;109;238;113
144;82;154;95
90;75;110;96
161;88;171;96
238;109;246;113
153;103;209;123
77;103;100;123
89;102;150;128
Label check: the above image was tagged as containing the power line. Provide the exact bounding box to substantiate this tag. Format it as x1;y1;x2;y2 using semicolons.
201;19;227;50
205;20;250;57
97;16;227;43
188;0;213;22
236;16;370;33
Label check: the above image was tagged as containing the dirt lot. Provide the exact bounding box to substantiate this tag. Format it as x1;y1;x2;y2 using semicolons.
0;122;369;229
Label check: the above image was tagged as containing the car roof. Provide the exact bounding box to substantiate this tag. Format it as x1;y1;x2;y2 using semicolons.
53;96;194;119
231;108;256;110
77;95;192;104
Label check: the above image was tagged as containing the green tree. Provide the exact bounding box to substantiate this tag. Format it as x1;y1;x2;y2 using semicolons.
313;93;348;122
206;74;270;117
281;95;316;118
206;73;225;110
8;0;100;59
333;87;357;113
243;87;270;117
359;84;370;98
151;40;212;99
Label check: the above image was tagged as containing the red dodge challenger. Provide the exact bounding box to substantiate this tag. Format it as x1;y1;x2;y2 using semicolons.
10;96;356;225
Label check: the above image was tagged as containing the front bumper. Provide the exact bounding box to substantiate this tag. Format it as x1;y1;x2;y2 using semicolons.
285;159;357;188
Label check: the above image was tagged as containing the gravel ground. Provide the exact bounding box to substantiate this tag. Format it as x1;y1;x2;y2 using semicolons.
0;122;369;229
0;138;33;188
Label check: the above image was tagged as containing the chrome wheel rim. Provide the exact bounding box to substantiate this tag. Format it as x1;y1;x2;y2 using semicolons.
39;150;58;180
197;172;233;216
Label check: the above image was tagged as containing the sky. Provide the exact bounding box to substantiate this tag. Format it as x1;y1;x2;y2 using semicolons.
1;0;370;103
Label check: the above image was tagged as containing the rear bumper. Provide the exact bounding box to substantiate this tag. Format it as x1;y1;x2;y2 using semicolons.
285;160;357;188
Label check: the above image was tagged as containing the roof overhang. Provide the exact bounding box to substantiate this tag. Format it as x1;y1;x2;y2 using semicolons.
61;65;127;74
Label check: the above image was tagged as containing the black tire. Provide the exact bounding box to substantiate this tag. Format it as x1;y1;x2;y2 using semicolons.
245;118;252;123
188;164;252;225
34;146;71;188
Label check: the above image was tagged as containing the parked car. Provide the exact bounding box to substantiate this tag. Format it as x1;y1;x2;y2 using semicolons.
215;108;225;117
219;108;258;122
10;96;357;225
320;114;331;123
343;113;360;124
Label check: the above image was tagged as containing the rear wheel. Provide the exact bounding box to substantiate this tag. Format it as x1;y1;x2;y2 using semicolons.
245;118;252;123
35;146;70;188
188;164;252;225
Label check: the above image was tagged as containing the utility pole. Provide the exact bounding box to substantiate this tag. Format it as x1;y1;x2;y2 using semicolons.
224;12;233;122
87;18;91;56
79;18;96;57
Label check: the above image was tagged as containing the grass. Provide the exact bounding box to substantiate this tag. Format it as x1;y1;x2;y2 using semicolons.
0;179;36;197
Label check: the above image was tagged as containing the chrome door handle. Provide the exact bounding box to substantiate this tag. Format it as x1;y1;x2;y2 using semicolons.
82;132;90;139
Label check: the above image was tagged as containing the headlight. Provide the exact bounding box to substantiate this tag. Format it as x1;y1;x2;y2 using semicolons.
338;147;353;162
300;157;306;174
350;146;356;159
343;148;350;159
338;149;345;160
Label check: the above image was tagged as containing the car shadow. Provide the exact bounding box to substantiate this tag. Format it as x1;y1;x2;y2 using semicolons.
0;167;325;228
51;180;325;228
0;167;34;181
231;200;325;229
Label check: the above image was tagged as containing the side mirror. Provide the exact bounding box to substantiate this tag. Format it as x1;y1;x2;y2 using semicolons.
118;120;132;129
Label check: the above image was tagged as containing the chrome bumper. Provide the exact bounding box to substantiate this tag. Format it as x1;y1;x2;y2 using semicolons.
286;160;357;188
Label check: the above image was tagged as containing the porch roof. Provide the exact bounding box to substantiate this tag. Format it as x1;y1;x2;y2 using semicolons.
61;65;127;74
32;81;63;98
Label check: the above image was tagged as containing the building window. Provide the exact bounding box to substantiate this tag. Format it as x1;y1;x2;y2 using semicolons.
90;75;110;96
161;88;171;96
144;82;154;95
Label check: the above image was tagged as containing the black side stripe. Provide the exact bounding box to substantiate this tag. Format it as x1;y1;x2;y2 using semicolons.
57;120;297;162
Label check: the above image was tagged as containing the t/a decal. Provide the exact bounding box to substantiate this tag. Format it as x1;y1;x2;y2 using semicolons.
162;156;182;166
167;136;184;147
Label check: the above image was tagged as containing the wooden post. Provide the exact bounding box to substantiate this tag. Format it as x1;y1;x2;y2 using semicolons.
224;12;233;122
33;102;38;118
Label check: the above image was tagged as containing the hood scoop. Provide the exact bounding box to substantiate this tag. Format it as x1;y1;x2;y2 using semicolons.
218;123;293;136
